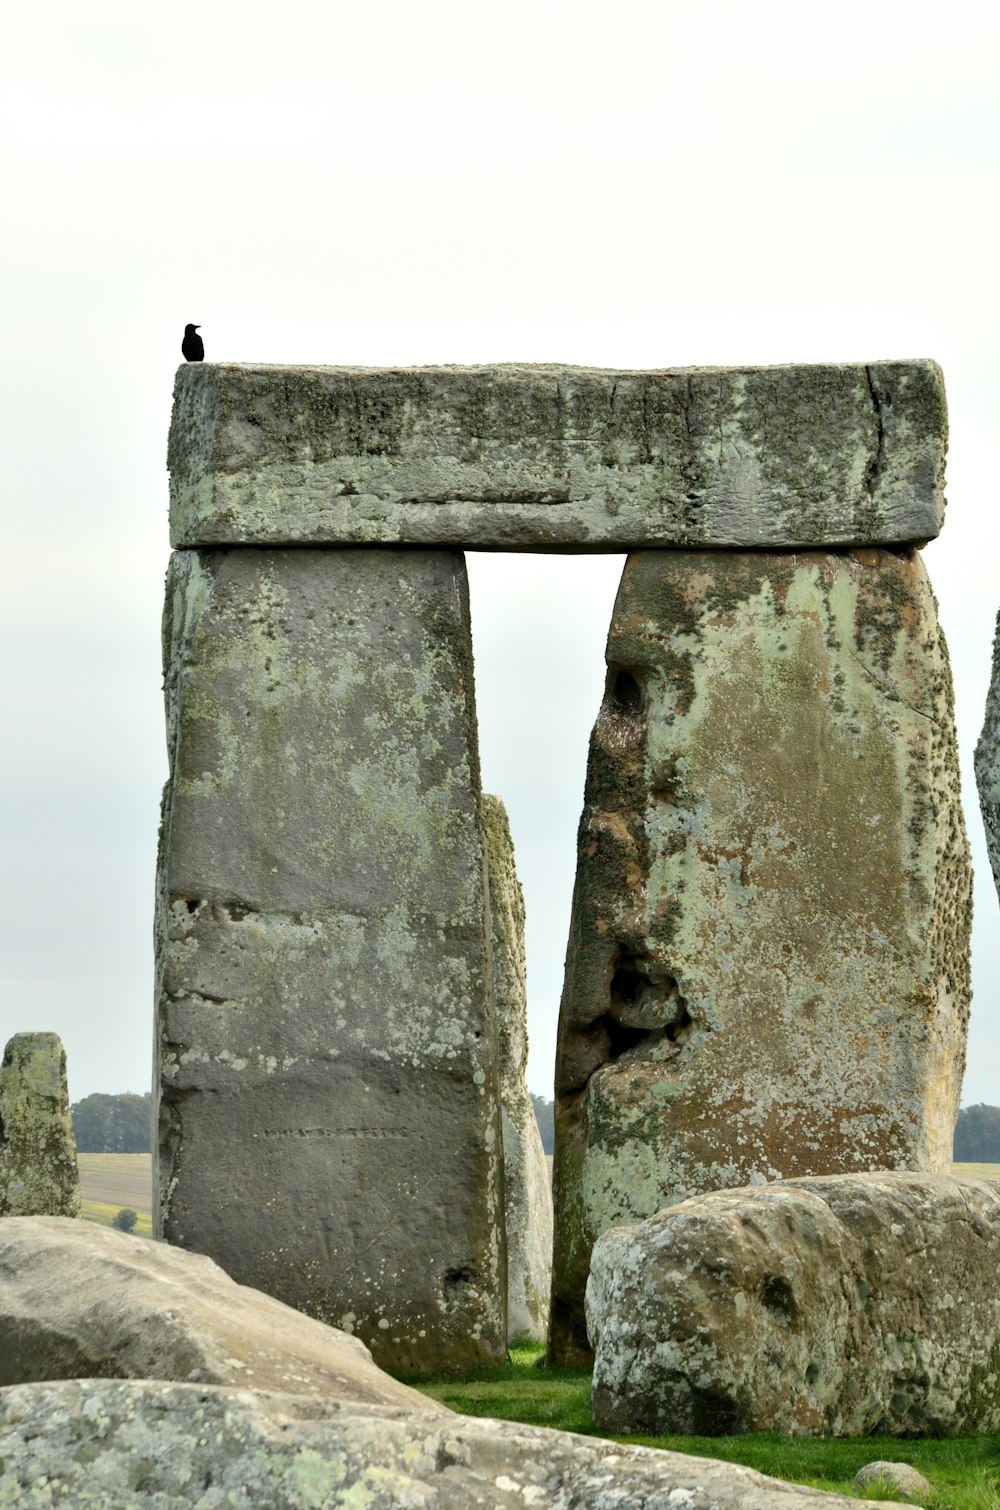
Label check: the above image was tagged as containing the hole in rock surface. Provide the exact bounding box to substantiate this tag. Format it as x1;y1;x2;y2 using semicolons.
442;1265;478;1302
609;954;692;1040
760;1274;798;1321
606;666;644;716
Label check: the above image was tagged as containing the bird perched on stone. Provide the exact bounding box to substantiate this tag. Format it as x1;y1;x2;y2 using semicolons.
181;324;204;362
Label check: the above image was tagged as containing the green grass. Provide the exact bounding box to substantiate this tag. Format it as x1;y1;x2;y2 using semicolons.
951;1163;1000;1182
411;1346;1000;1509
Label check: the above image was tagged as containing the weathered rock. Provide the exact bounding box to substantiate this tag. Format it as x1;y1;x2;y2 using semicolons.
549;548;972;1363
0;1034;79;1218
0;1215;435;1409
483;794;553;1342
168;361;947;550
587;1173;1000;1436
854;1463;931;1498
0;1378;902;1510
155;547;506;1371
975;609;1000;903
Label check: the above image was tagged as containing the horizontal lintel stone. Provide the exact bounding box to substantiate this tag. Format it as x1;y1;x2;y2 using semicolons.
168;361;947;550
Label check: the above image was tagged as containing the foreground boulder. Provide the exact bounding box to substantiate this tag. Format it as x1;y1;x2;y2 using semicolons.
483;794;553;1342
0;1216;433;1409
587;1173;1000;1436
0;1378;902;1509
0;1034;79;1218
549;548;971;1362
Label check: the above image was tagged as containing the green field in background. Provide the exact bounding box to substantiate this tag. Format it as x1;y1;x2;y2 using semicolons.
77;1152;152;1231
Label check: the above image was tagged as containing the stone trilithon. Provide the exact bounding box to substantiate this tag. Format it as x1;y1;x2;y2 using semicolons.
548;547;972;1364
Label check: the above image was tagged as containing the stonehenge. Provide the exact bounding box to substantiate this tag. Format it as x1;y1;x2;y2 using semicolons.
157;359;971;1379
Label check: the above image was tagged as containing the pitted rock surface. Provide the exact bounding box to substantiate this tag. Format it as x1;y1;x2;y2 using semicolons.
0;1216;434;1409
168;361;947;550
0;1377;905;1509
549;548;971;1363
155;547;505;1371
587;1173;1000;1436
0;1034;79;1218
483;795;553;1342
975;608;1000;905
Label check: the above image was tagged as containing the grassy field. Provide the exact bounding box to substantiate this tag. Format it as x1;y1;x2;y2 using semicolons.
413;1347;1000;1508
77;1153;153;1236
951;1163;1000;1181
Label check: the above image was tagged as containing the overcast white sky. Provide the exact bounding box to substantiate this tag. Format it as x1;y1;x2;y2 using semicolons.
2;1;998;1110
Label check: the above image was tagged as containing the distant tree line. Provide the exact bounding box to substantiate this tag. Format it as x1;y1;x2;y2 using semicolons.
531;1093;554;1154
953;1104;1000;1163
71;1093;152;1153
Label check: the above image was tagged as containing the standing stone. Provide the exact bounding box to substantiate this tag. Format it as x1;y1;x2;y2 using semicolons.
975;609;1000;901
482;794;553;1342
155;547;506;1371
549;548;971;1364
0;1034;79;1218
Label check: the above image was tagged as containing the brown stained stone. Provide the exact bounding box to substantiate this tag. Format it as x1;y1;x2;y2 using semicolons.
155;548;506;1373
548;548;972;1365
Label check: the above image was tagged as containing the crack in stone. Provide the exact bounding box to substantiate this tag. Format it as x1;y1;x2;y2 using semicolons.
842;645;940;727
863;365;886;500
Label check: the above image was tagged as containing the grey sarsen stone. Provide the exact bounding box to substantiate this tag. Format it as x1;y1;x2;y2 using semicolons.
0;1377;907;1508
548;548;971;1364
482;795;553;1342
169;361;947;550
587;1173;1000;1437
0;1216;436;1408
155;547;506;1371
0;1034;79;1219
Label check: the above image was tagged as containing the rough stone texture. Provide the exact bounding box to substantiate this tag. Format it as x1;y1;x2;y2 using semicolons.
0;1216;435;1410
482;794;553;1342
155;546;506;1372
549;548;972;1364
854;1463;931;1497
168;361;947;550
0;1034;79;1218
587;1173;1000;1437
974;609;1000;904
0;1378;900;1510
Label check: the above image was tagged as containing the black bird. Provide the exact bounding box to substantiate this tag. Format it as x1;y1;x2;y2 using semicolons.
181;323;204;362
